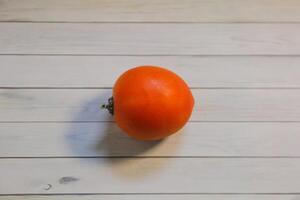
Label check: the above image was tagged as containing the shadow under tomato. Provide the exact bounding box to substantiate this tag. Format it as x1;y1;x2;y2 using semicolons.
66;92;182;179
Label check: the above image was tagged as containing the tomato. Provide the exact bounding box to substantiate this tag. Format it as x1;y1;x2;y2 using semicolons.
103;66;194;140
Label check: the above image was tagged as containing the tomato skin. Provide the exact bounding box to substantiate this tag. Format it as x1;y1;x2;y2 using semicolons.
113;66;194;140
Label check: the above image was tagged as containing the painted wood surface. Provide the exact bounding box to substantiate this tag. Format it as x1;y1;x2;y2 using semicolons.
1;158;300;194
1;0;300;22
1;56;300;88
0;89;299;122
1;122;300;157
1;23;300;55
1;195;300;200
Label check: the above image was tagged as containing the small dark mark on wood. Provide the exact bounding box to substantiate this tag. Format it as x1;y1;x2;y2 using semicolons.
44;184;52;191
59;176;79;184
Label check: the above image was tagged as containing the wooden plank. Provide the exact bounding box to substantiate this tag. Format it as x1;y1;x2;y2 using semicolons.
1;158;300;194
1;89;300;122
1;0;300;22
1;23;300;55
0;195;299;200
2;55;300;88
1;122;300;157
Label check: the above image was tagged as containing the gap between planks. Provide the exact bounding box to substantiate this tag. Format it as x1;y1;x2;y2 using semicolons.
3;21;300;24
1;194;300;200
3;193;300;195
1;87;300;89
2;157;300;159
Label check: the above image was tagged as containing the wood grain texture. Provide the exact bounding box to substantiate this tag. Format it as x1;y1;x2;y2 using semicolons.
1;23;300;55
1;56;300;88
1;0;300;22
1;158;300;194
1;195;299;200
1;122;300;157
1;89;300;122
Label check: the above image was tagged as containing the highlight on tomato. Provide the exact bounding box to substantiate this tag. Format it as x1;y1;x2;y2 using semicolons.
102;66;194;141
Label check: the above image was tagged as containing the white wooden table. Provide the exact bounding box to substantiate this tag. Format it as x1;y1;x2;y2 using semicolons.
1;0;300;199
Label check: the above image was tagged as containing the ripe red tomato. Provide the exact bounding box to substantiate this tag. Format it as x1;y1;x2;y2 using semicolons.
103;66;194;140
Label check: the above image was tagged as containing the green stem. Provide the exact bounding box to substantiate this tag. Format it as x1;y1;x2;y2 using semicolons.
101;96;114;115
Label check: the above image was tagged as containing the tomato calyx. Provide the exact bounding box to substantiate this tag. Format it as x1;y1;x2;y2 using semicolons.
101;96;114;115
